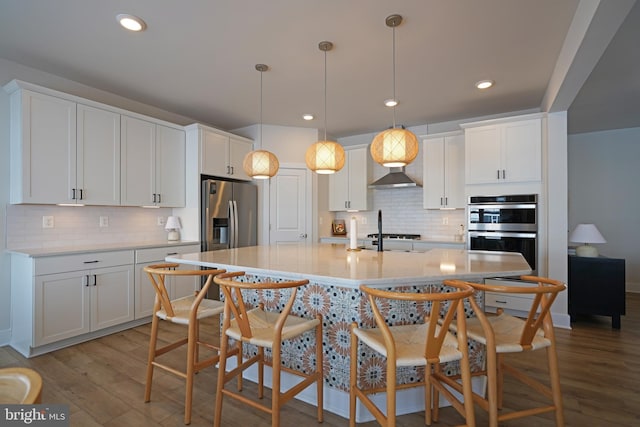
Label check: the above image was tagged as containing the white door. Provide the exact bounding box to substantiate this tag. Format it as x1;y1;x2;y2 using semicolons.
269;168;308;245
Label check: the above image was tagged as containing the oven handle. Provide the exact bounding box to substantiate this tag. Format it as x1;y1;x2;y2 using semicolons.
468;203;537;210
468;231;537;239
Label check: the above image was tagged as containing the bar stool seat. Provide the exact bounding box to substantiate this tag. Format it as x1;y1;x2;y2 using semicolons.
0;367;43;404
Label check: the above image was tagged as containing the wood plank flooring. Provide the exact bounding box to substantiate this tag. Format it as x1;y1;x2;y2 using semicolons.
2;294;639;426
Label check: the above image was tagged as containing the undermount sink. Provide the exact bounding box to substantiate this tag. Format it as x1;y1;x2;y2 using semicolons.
0;367;42;404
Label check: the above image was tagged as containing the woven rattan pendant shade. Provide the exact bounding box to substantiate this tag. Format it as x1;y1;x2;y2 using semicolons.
243;149;279;180
370;127;418;167
243;64;279;180
305;140;345;174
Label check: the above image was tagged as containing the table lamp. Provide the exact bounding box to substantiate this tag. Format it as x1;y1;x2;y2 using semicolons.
165;216;181;241
569;223;606;257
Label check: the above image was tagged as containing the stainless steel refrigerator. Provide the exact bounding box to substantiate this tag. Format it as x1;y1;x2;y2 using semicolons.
201;178;257;251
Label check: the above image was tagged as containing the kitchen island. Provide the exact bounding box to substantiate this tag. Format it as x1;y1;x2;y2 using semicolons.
166;244;531;421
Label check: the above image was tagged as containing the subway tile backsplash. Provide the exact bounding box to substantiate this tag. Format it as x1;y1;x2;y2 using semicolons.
334;187;466;240
5;204;172;250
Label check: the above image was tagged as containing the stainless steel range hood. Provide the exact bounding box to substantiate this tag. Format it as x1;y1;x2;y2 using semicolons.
368;167;421;189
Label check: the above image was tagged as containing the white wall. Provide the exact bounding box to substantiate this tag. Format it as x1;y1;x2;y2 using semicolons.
569;127;640;292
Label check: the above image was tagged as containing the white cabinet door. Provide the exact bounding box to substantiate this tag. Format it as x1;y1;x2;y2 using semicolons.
201;128;229;176
135;261;158;319
11;90;77;204
465;126;502;184
329;147;370;211
229;136;252;181
502;119;542;182
423;137;446;208
34;271;90;346
156;124;185;207
121;115;156;206
424;133;465;209
347;148;369;211
91;265;134;330
77;104;121;205
329;164;350;211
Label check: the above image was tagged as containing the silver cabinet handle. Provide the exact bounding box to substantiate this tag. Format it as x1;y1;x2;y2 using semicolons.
497;170;500;179
502;169;506;179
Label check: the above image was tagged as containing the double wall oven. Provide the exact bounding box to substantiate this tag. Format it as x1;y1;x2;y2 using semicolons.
467;194;538;273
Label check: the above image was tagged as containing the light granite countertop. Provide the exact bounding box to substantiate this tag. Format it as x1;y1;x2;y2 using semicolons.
7;240;201;257
166;243;530;288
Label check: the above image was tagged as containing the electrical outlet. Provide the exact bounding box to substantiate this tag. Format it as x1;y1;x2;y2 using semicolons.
157;216;165;226
42;216;54;228
99;216;109;227
442;217;449;225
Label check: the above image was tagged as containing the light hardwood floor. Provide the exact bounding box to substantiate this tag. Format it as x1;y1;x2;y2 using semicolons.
2;294;639;426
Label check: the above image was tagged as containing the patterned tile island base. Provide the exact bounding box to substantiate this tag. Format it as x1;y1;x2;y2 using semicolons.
167;244;531;420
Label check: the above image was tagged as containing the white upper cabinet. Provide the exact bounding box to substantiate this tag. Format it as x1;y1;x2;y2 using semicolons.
7;90;121;205
199;125;252;181
423;132;465;209
329;146;371;211
463;116;542;184
121;116;185;207
4;80;185;207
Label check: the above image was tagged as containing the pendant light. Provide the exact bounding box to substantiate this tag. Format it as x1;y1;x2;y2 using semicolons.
243;64;279;180
370;14;419;168
305;41;345;174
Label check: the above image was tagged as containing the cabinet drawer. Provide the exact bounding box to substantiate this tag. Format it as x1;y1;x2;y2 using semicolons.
35;250;134;276
485;292;533;312
135;244;200;264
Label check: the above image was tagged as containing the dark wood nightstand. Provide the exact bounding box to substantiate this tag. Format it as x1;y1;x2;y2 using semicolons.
568;254;626;329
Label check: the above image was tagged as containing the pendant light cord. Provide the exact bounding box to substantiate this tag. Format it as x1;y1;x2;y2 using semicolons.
260;69;263;149
392;24;397;129
323;48;328;142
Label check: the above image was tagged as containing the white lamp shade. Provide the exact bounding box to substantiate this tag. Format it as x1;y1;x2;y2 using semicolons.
165;216;181;231
569;224;606;244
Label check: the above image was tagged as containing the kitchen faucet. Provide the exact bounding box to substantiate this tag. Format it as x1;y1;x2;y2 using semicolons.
377;210;383;252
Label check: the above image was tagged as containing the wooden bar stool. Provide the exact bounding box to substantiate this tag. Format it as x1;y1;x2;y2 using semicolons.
143;263;229;425
437;276;566;427
213;271;323;427
350;281;476;427
0;367;43;404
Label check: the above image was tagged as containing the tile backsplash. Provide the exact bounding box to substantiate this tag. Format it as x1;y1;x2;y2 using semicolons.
334;187;466;240
5;204;173;250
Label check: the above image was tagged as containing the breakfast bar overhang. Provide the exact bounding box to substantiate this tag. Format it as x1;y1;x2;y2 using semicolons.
166;244;531;421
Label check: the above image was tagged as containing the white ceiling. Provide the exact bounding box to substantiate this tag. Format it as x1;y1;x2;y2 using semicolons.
0;0;637;137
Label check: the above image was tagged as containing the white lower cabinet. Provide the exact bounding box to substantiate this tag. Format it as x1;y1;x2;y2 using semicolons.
9;250;135;356
35;264;134;346
134;244;200;319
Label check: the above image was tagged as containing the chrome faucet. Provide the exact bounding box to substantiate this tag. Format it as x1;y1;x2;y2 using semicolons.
377;210;383;252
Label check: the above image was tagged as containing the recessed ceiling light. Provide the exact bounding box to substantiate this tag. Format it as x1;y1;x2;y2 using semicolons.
116;14;147;32
303;114;314;121
475;80;494;90
384;99;398;107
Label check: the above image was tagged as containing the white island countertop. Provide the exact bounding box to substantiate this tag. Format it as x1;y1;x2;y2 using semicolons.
166;243;531;288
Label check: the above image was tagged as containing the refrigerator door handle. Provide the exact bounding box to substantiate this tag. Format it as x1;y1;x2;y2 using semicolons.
228;200;235;249
233;200;239;248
